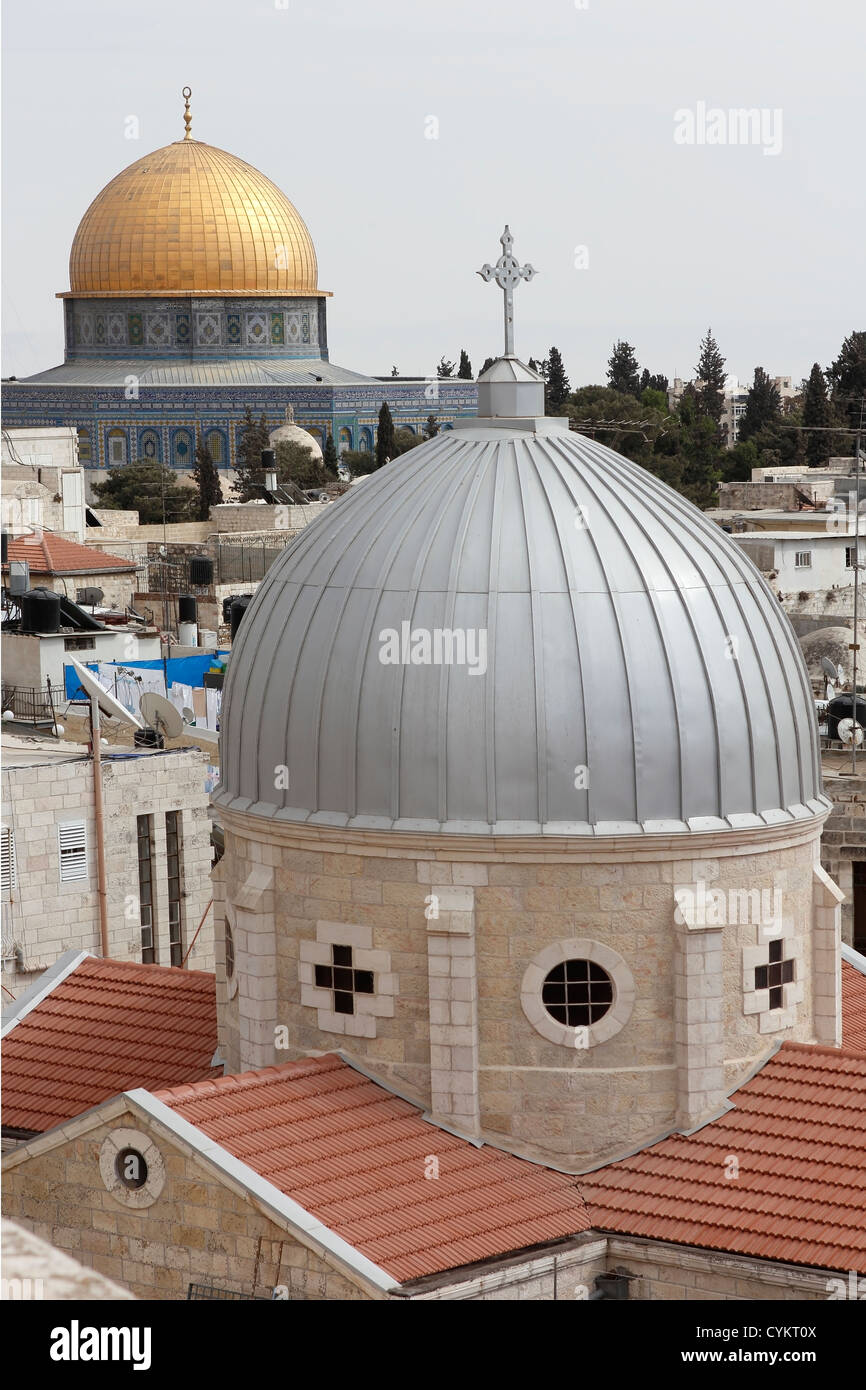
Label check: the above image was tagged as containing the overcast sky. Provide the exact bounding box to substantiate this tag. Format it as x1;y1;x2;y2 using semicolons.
3;0;863;387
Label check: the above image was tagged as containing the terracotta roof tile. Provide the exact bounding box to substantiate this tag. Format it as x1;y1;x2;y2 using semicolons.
156;1055;591;1283
2;531;135;575
842;959;866;1051
578;1042;866;1274
3;957;220;1133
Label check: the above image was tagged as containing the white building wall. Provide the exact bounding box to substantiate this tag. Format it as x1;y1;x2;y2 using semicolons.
1;748;214;997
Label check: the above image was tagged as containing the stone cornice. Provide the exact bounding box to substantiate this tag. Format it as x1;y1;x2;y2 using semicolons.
215;802;828;863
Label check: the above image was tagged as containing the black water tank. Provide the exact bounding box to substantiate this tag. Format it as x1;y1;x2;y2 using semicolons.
188;556;213;586
134;727;165;750
230;594;252;640
827;694;866;739
178;594;197;624
20;588;61;634
222;594;238;624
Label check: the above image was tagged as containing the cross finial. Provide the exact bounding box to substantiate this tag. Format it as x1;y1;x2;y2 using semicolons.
477;225;537;357
182;86;192;140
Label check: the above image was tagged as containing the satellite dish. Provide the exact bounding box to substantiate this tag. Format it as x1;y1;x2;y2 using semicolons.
140;692;184;739
838;718;864;747
182;706;195;724
821;656;839;679
68;657;144;729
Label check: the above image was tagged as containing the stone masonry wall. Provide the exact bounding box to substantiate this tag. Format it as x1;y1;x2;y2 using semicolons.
216;814;826;1169
2;748;214;997
1;1111;372;1301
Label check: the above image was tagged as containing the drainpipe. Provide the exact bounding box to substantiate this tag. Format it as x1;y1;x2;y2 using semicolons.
89;694;110;958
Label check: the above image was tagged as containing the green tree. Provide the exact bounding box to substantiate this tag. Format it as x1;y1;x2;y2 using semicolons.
92;460;197;524
675;390;722;508
376;401;395;468
323;431;339;471
480;356;496;375
392;427;423;456
391;365;400;377
545;345;571;413
606;340;641;397
191;438;223;520
340;449;377;478
232;405;272;500
274;439;332;491
803;363;831;468
694;329;726;424
639;368;669;395
458;349;473;379
827;330;866;440
423;414;440;438
738;367;781;443
437;357;455;378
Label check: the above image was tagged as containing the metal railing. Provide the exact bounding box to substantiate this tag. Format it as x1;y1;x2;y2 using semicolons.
1;682;64;727
214;536;295;584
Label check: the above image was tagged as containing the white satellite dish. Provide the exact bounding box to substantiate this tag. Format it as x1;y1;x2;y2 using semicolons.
68;658;144;729
838;718;864;747
140;692;184;739
821;656;839;679
182;706;195;724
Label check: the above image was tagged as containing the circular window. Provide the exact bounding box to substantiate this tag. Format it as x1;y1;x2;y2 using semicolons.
115;1147;148;1190
521;939;636;1048
541;959;613;1027
99;1128;166;1208
225;918;235;979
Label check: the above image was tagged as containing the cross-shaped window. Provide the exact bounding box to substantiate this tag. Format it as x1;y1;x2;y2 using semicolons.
315;944;374;1015
754;939;795;1010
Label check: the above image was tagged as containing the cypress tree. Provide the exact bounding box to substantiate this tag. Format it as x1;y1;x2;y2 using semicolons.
606;340;641;397
803;363;831;468
694;328;727;423
376;401;395;468
738;367;781;443
545;346;570;412
192;437;223;520
458;349;473;379
323;431;339;473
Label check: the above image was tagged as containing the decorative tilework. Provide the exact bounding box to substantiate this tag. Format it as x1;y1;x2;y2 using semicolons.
79;316;94;346
128;313;143;346
95;316;105;344
270;312;284;345
195;312;221;346
301;312;310;344
107;313;126;345
145;313;170;348
226;313;241;345
244;312;268;346
175;313;190;346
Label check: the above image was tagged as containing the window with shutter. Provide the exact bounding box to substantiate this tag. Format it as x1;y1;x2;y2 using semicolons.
1;827;16;897
58;820;88;882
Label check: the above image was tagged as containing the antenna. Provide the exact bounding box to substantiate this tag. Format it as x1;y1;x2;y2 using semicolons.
68;658;144;729
140;692;184;740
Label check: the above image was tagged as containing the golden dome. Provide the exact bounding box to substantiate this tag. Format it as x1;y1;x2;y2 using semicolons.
66;137;323;298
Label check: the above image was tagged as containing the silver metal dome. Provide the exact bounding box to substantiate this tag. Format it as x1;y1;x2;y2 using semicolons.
216;413;827;836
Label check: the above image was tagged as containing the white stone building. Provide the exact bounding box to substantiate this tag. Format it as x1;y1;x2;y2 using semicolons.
1;735;214;996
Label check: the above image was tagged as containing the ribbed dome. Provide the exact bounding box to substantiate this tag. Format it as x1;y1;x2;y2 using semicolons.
216;417;826;835
67;139;320;297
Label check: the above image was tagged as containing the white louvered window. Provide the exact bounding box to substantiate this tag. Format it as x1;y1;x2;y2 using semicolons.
1;827;16;896
58;820;88;882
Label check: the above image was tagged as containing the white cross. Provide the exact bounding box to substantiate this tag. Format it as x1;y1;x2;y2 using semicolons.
477;225;537;357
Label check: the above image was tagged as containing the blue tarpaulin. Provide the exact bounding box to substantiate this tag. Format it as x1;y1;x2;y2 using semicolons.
64;652;229;700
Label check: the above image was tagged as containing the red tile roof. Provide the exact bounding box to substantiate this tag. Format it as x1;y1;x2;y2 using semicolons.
2;531;135;574
3;957;220;1133
579;1042;866;1274
155;1054;591;1283
842;959;866;1051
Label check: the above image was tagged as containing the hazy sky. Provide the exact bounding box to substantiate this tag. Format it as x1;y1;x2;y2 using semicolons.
3;0;863;387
